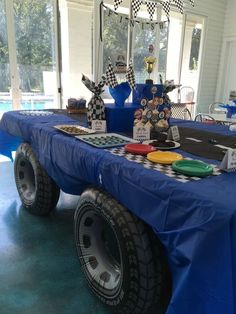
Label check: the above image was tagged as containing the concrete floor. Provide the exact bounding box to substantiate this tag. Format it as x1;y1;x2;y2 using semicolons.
0;155;166;314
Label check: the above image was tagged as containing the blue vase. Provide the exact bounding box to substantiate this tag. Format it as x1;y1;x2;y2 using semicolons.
109;82;131;107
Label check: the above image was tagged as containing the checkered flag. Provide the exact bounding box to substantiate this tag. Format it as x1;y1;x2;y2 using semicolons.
114;0;123;11
173;0;183;14
126;60;136;89
161;0;170;18
189;0;194;6
132;0;142;18
146;1;156;21
105;61;118;88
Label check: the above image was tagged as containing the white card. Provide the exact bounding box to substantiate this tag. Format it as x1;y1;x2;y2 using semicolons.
220;148;236;172
168;125;180;141
133;126;150;141
91;120;107;133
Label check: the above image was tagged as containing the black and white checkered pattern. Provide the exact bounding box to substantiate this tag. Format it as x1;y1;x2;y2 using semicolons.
114;0;123;11
132;0;142;18
173;0;183;14
189;0;194;7
105;61;118;88
87;96;105;127
146;1;156;21
161;0;170;18
107;147;222;183
126;60;136;89
82;74;106;127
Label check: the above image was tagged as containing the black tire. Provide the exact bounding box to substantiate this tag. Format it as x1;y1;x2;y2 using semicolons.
14;143;60;216
74;187;165;314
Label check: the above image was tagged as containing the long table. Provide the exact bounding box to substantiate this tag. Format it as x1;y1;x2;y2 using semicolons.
1;111;236;314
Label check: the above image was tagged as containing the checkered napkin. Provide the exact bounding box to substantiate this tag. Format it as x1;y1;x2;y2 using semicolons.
105;61;118;88
173;0;183;14
146;1;156;21
132;0;142;18
107;147;222;183
114;0;123;11
126;60;136;89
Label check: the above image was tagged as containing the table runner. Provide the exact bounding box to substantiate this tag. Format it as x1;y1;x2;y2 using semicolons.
178;127;236;161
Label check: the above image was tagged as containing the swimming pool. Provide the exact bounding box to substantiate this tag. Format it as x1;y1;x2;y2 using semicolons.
0;101;53;112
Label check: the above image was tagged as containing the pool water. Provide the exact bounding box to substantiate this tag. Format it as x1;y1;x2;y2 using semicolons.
0;101;53;112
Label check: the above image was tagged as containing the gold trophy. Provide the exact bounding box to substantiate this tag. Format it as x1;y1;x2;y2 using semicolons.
144;56;156;84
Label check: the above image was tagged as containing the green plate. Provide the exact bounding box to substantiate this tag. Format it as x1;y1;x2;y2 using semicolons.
172;160;213;177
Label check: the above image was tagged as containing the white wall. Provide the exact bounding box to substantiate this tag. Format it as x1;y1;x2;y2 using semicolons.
223;0;236;38
215;0;236;103
59;0;93;107
187;0;226;113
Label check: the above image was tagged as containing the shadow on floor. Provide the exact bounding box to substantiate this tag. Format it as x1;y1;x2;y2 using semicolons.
0;159;166;314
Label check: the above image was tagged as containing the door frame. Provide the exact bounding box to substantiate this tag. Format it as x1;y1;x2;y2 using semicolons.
216;36;236;103
4;0;61;109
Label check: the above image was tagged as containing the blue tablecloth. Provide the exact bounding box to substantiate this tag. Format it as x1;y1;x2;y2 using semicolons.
1;111;236;314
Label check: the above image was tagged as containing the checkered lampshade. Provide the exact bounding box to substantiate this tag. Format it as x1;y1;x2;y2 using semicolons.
126;60;136;89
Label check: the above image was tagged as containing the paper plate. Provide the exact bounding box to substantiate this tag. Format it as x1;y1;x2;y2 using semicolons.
172;160;213;177
125;143;156;155
147;151;183;164
143;140;180;150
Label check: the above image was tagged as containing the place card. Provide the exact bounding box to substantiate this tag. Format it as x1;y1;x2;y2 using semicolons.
91;120;107;133
220;148;236;172
168;125;180;141
133;126;150;141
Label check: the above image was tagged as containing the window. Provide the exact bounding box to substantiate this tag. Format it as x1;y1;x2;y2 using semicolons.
96;1;205;110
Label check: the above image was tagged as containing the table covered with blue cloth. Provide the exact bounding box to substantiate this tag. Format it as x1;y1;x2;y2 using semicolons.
1;110;236;314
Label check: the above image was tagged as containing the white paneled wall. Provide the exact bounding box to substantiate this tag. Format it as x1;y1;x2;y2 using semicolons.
224;0;236;37
187;0;226;113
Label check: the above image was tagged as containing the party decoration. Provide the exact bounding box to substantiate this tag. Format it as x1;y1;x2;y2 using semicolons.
109;82;131;107
100;2;169;42
82;74;106;127
144;56;156;84
132;0;142;18
105;60;118;88
126;60;136;89
112;0;195;21
104;60;136;107
133;85;172;134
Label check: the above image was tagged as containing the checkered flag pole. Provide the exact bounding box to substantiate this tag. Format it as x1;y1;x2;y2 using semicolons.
114;0;123;11
126;60;136;89
161;0;170;18
105;61;118;88
173;0;183;14
132;0;142;18
146;1;156;21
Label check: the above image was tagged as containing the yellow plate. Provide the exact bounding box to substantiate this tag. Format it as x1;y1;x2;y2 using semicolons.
147;151;183;164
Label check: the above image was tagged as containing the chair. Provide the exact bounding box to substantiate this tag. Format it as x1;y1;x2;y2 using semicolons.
208;102;226;114
171;103;192;120
179;86;195;103
194;113;216;124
